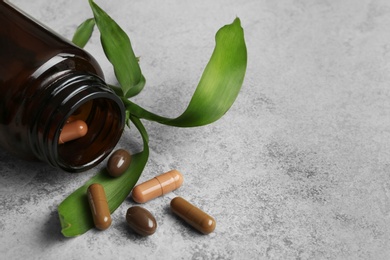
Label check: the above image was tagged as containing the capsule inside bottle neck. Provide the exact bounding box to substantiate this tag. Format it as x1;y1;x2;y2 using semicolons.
31;73;126;172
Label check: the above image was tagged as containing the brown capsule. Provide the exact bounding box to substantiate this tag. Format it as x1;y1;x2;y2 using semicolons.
126;206;157;236
106;149;132;177
87;183;112;231
131;170;184;203
170;197;216;235
58;120;88;144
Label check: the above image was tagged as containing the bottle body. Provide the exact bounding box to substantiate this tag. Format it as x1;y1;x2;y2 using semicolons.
0;1;125;172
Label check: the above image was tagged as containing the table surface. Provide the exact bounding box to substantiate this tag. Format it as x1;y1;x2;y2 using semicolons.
1;0;390;259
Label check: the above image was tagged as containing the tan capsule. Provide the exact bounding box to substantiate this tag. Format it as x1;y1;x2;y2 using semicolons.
87;183;112;230
170;197;216;235
58;120;88;144
131;170;184;203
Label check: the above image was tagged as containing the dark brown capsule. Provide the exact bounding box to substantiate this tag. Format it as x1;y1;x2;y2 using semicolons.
126;206;157;236
107;149;132;177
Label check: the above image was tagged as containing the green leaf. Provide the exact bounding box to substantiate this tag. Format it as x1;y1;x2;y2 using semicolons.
58;116;149;237
72;18;95;48
125;18;247;127
88;0;145;98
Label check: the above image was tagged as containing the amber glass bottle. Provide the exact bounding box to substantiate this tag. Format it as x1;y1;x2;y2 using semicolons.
0;1;125;172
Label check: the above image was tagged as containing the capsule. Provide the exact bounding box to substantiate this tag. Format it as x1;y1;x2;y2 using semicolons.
131;170;184;203
106;149;132;177
87;183;112;230
126;206;157;236
58;120;88;144
170;197;216;235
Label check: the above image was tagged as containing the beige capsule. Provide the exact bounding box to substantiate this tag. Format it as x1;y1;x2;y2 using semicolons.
131;170;184;203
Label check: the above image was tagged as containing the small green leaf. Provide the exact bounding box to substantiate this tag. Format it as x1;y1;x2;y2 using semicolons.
88;0;145;98
124;18;247;127
72;18;95;48
58;116;149;237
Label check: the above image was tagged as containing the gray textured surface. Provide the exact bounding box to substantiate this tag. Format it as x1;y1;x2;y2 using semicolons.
1;0;390;259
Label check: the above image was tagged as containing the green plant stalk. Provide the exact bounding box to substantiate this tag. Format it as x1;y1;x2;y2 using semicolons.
59;0;247;237
122;18;247;127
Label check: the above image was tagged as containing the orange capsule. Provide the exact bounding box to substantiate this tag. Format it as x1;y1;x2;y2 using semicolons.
170;197;216;235
87;183;112;230
131;170;184;203
58;120;88;144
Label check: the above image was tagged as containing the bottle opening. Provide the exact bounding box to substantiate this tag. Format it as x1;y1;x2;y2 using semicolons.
55;95;125;172
31;73;126;172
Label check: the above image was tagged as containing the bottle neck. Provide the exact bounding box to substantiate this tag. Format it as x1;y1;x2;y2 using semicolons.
30;72;125;172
